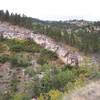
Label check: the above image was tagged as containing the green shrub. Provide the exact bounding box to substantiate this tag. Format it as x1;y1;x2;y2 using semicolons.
10;44;23;52
10;55;30;67
41;64;52;72
54;69;76;89
0;43;8;53
10;74;18;92
38;89;63;100
12;92;31;100
37;57;48;65
0;92;11;100
7;39;43;53
10;56;18;65
40;49;58;60
0;55;9;63
25;68;36;77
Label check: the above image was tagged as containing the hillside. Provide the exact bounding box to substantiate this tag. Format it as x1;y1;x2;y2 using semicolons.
0;10;100;100
0;21;99;67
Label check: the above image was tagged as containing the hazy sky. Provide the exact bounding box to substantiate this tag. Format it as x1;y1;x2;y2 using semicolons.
0;0;100;21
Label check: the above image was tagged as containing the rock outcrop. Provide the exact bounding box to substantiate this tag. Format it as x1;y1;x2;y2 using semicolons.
0;23;83;66
33;33;82;66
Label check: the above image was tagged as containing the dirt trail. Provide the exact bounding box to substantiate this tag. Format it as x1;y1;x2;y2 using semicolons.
63;80;100;100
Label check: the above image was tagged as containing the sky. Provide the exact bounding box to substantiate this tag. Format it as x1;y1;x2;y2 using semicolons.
0;0;100;21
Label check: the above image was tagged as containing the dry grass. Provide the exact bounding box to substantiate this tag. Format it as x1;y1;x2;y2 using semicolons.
63;80;100;100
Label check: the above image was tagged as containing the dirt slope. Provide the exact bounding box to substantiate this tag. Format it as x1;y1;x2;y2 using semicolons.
63;80;100;100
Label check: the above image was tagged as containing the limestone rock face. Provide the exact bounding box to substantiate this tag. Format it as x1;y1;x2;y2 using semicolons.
32;33;82;66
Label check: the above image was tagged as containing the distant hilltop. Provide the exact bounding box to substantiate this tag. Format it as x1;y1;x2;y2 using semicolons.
0;10;97;29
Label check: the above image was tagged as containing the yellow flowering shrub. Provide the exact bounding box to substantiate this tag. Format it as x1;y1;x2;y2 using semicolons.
38;90;63;100
48;89;63;100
